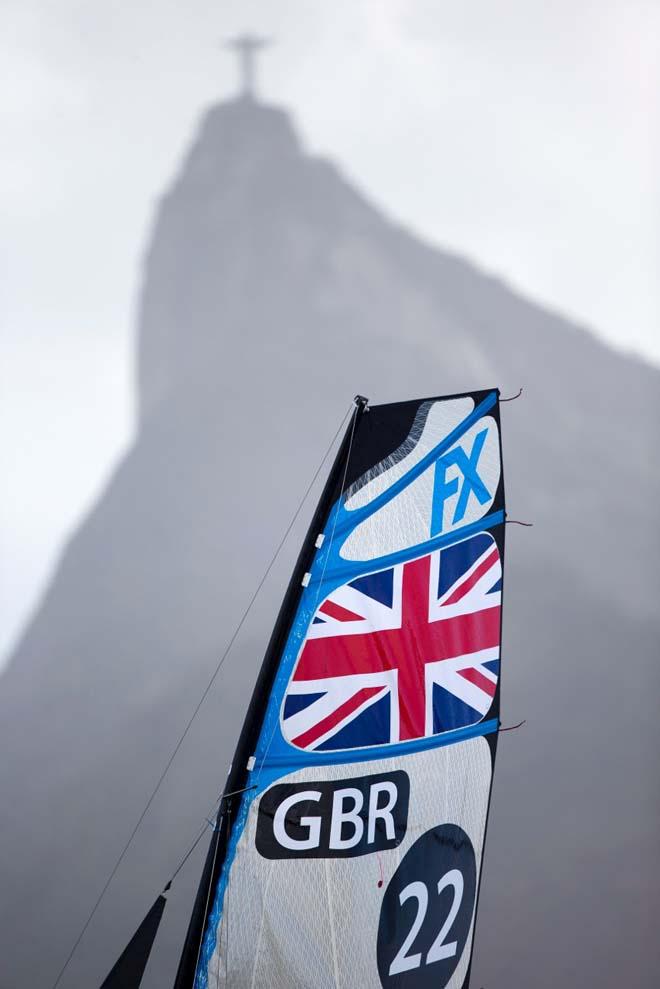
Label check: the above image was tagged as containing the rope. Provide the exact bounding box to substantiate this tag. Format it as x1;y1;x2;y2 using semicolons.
168;823;211;887
500;387;523;402
498;719;527;733
193;807;223;988
49;402;353;989
255;400;361;782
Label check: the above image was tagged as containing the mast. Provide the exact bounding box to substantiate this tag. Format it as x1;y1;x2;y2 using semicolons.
174;397;368;987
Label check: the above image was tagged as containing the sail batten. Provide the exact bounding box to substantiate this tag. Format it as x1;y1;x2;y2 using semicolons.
182;390;506;989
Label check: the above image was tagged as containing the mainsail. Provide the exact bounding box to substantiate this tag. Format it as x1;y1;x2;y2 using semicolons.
176;389;506;989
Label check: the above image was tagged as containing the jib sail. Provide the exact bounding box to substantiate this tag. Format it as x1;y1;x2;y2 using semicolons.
177;389;506;989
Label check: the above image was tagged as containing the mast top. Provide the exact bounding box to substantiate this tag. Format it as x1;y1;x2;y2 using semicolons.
225;33;271;100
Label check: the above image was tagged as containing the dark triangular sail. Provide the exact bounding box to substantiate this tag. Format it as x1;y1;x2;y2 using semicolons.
100;888;168;988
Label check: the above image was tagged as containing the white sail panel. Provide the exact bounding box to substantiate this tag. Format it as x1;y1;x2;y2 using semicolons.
203;737;492;989
281;534;502;751
340;415;501;563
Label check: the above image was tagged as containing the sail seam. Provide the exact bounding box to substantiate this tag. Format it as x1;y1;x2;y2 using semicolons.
249;859;276;989
254;718;500;773
324;859;342;989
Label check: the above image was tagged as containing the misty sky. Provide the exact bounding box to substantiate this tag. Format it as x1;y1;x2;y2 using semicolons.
1;0;658;667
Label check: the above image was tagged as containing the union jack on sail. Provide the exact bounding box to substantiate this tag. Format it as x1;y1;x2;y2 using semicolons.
282;532;502;751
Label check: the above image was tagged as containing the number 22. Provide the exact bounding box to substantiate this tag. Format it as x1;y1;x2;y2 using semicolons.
389;869;464;976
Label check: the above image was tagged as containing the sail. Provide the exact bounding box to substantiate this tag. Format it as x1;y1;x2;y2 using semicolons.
180;390;505;989
101;889;168;988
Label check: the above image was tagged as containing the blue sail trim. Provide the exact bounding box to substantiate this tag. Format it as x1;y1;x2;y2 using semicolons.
309;510;504;588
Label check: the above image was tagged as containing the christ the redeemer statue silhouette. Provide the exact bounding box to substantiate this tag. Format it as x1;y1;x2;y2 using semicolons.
225;33;271;100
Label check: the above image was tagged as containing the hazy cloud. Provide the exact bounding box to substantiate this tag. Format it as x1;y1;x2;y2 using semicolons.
1;0;658;664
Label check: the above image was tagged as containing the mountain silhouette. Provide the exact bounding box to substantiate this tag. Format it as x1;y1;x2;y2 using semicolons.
1;96;658;988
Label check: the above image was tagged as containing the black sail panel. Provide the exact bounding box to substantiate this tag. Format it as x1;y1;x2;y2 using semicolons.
100;891;168;989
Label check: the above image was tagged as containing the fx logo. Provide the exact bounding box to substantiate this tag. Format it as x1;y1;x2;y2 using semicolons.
430;426;492;535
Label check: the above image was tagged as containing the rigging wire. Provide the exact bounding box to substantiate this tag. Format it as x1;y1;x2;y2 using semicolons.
195;804;224;988
167;784;257;890
49;402;354;989
168;824;210;888
254;399;361;784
